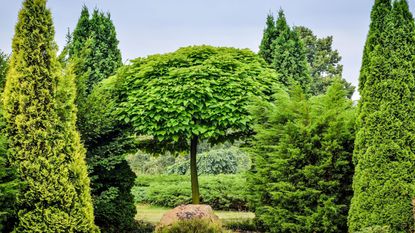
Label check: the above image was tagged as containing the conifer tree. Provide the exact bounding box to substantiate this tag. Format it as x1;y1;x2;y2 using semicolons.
70;5;90;58
68;6;135;233
259;14;277;64
3;0;98;232
358;0;391;94
348;0;415;232
248;80;355;232
271;10;311;92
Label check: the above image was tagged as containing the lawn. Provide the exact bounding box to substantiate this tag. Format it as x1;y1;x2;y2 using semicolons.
135;204;255;224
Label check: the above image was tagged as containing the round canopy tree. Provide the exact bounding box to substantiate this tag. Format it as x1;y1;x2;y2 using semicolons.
115;45;278;203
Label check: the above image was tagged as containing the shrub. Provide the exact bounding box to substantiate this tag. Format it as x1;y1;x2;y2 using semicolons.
156;219;225;233
133;174;248;211
223;219;257;232
248;80;355;232
356;226;391;233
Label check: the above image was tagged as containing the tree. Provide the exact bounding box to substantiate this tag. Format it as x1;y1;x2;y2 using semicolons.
112;45;278;204
358;0;391;94
294;26;355;97
348;1;415;232
259;14;277;64
248;80;355;232
3;0;98;232
69;5;90;58
271;10;311;92
67;7;135;232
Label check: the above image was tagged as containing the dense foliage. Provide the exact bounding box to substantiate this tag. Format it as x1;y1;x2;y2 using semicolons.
294;26;355;97
248;80;355;232
82;74;138;232
156;219;224;233
0;52;8;89
67;6;137;232
133;174;248;211
0;112;20;232
3;0;98;231
348;1;415;232
259;10;311;92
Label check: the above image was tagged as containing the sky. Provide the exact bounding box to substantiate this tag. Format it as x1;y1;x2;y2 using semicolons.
1;0;414;100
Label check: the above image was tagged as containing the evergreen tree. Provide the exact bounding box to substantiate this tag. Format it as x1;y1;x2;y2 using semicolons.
3;0;98;232
70;5;90;58
259;14;277;64
358;0;391;94
348;1;415;232
68;6;135;233
248;80;355;232
271;10;311;92
295;26;355;97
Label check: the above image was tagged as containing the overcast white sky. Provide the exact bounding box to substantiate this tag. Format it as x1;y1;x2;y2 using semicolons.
1;1;414;99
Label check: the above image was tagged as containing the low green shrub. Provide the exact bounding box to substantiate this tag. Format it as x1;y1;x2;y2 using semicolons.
132;221;156;233
223;219;257;231
133;174;248;211
155;219;226;233
355;226;391;233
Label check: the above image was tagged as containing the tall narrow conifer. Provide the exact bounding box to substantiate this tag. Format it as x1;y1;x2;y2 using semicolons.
348;0;415;232
271;10;311;92
3;0;98;231
259;14;277;64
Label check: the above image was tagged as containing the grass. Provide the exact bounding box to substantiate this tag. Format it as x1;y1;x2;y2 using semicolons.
135;204;255;224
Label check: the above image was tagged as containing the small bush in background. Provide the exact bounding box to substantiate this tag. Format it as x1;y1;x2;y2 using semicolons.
156;219;226;233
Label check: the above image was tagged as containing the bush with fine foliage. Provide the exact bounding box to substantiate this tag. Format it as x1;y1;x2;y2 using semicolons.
156;219;225;233
248;80;355;232
133;174;248;211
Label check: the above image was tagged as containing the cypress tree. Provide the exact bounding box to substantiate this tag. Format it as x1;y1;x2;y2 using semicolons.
271;10;311;92
70;5;90;58
68;7;135;233
358;0;391;94
259;14;277;64
248;80;355;232
348;0;415;232
3;0;98;232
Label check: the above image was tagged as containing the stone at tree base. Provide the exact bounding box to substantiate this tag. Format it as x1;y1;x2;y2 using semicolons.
158;204;220;227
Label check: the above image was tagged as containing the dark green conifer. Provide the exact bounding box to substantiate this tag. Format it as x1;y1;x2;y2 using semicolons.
68;6;135;233
359;0;391;94
3;0;98;231
271;10;311;92
348;0;415;232
248;80;355;232
259;14;277;64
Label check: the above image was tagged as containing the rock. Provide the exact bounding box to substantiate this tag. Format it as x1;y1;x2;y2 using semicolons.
158;204;220;227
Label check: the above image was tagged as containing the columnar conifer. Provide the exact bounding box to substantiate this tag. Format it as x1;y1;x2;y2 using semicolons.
259;14;277;64
348;0;415;232
68;7;135;233
3;0;98;231
271;10;311;92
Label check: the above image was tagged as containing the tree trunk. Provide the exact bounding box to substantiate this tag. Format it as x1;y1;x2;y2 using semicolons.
190;136;200;204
